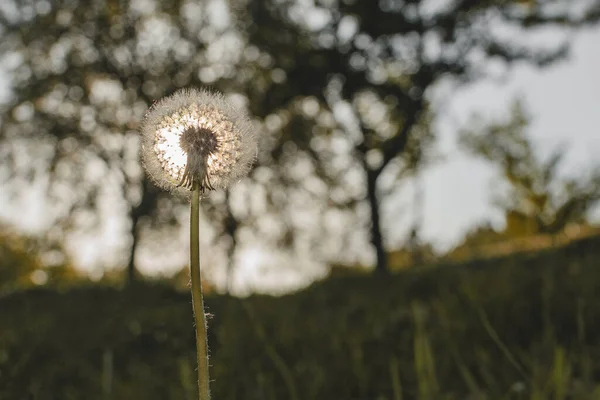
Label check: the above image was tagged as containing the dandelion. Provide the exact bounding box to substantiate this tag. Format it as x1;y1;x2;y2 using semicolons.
140;88;257;400
141;88;257;198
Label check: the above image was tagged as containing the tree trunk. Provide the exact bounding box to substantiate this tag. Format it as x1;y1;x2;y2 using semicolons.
125;179;158;285
126;212;140;284
366;169;388;274
223;190;238;294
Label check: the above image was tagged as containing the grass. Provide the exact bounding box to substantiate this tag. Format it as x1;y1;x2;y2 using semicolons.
1;234;600;399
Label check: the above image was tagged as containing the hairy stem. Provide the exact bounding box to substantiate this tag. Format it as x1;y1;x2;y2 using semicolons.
190;180;211;400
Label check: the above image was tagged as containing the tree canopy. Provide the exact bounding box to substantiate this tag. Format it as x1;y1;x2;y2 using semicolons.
1;0;599;281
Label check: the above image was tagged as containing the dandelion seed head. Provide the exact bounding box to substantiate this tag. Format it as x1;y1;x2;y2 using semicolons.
140;88;257;198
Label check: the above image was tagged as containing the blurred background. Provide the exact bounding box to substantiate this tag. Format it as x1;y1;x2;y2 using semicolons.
1;0;600;398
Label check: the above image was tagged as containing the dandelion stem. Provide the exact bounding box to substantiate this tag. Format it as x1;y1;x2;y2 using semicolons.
190;180;211;400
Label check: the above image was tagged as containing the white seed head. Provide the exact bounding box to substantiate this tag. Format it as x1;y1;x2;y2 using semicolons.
140;88;257;198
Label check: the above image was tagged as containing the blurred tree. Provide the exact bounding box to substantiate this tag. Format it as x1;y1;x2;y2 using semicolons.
239;0;600;273
461;101;600;237
0;0;260;283
0;227;40;293
1;0;600;282
0;225;83;293
0;0;341;289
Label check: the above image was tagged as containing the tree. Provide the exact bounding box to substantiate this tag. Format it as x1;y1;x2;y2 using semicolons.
0;0;349;289
0;227;40;293
461;101;600;237
238;0;600;273
0;224;82;293
0;0;258;283
2;0;599;281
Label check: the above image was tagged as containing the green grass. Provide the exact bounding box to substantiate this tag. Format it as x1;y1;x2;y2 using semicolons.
1;235;600;399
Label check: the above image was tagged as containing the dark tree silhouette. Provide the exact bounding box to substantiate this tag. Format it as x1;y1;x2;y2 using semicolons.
1;0;599;279
0;0;252;282
239;0;600;273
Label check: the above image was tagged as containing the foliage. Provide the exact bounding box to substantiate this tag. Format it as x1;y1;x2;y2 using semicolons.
0;227;40;292
2;234;600;399
0;0;259;282
2;0;599;281
239;0;600;273
0;226;83;294
461;102;600;238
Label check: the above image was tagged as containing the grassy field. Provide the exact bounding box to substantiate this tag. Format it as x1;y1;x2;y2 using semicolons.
1;235;600;399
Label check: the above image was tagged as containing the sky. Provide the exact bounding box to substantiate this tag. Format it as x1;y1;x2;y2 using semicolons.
0;20;599;293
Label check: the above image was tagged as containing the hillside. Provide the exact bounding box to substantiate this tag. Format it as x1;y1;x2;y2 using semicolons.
1;235;600;399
